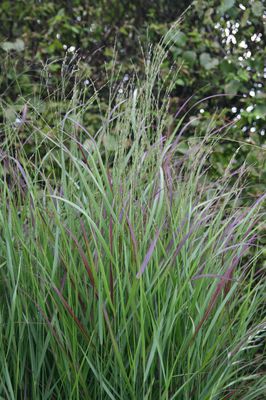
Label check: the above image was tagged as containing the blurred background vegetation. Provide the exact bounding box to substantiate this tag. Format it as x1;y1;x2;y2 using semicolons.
0;0;265;197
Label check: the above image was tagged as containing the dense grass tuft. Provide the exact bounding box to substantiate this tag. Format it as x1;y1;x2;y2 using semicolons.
0;29;265;399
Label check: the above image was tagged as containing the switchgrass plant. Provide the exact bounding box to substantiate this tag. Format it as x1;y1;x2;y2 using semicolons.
0;27;265;400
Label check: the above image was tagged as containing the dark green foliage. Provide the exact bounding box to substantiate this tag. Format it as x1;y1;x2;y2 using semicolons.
0;0;265;192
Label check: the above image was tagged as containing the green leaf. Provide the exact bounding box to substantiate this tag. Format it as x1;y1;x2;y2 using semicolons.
241;9;250;27
256;104;266;116
224;80;240;97
218;0;235;15
104;47;114;57
220;60;235;74
176;78;185;86
237;69;249;82
200;53;219;70
170;30;187;47
256;91;266;99
1;38;25;52
251;1;264;16
183;50;197;64
172;46;183;57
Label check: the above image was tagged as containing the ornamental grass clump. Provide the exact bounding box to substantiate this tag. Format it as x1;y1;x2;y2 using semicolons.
0;26;265;400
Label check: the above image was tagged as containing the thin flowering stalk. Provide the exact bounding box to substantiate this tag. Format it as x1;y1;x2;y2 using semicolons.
136;226;163;279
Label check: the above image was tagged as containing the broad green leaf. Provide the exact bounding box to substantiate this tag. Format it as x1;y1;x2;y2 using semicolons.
251;1;264;16
172;46;183;57
169;30;187;47
1;38;25;52
220;60;235;74
256;104;266;117
200;53;219;70
224;80;241;96
237;69;249;82
176;78;185;86
183;50;197;64
218;0;235;15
